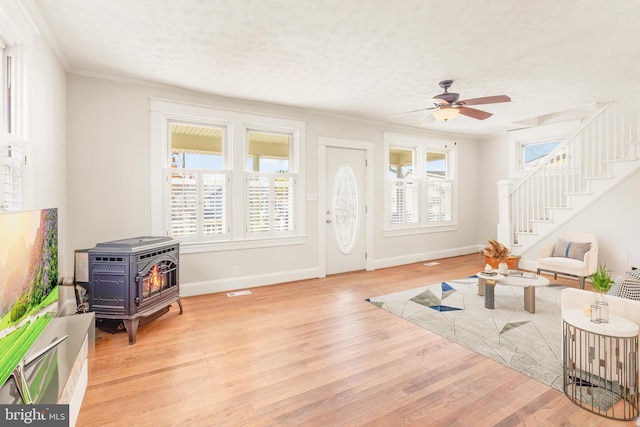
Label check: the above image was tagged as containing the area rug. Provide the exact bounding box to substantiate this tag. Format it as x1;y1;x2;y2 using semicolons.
367;276;565;390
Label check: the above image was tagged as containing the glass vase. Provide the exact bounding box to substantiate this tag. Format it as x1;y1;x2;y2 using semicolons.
596;293;609;323
590;303;601;323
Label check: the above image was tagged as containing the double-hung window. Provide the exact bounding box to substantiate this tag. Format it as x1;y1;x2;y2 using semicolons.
0;34;25;212
246;130;296;236
167;122;229;242
151;100;305;252
384;132;457;233
425;150;453;224
389;147;418;225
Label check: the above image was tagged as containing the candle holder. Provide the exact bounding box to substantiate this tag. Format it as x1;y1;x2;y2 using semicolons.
596;300;609;323
590;304;601;323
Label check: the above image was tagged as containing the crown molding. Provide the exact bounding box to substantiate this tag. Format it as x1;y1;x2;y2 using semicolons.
16;0;70;70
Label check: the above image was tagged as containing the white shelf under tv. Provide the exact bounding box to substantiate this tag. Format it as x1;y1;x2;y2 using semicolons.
0;312;94;427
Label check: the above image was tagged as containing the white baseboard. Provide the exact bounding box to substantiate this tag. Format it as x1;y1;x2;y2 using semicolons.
180;267;321;297
180;245;498;296
373;245;481;270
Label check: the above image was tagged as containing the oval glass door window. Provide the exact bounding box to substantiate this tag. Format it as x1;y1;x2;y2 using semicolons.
333;163;359;254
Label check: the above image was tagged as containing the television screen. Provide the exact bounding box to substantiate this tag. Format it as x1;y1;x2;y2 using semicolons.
0;208;58;388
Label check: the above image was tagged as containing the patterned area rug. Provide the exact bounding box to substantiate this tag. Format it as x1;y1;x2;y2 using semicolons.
367;276;565;390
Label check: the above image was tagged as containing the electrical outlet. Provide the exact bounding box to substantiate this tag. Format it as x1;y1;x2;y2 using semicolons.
620;252;628;263
232;266;239;276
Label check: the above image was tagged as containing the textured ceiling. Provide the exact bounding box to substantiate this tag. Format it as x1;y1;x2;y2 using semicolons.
32;0;640;137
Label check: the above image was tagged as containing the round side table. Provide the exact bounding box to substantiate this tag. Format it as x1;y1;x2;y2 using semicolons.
563;308;639;420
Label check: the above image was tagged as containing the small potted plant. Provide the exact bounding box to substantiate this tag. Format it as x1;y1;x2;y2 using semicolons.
483;240;511;273
591;264;614;294
590;264;614;323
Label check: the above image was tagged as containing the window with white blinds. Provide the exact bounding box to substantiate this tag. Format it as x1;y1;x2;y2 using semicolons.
245;130;296;236
246;173;296;235
390;179;419;225
0;142;23;211
426;179;453;223
388;147;417;226
151;100;306;250
168;122;229;242
0;36;26;212
384;133;457;232
425;150;453;224
167;169;229;241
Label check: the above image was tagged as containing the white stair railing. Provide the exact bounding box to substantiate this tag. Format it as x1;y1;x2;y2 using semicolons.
499;95;640;247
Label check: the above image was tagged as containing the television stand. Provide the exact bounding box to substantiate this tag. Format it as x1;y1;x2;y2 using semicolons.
1;312;94;426
10;334;69;404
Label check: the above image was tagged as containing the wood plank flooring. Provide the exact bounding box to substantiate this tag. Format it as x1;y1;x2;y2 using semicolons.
77;253;637;426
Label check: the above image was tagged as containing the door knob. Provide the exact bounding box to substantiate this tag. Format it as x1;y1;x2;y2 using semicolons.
326;219;332;223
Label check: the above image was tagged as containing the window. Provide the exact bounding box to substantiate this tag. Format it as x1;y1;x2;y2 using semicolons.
247;131;289;172
507;121;577;177
384;133;456;233
425;151;452;223
0;35;25;212
150;100;306;252
389;147;418;225
0;142;23;211
246;131;295;236
521;140;564;169
167;123;229;242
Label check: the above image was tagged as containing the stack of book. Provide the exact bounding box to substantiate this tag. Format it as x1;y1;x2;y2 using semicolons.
508;270;538;279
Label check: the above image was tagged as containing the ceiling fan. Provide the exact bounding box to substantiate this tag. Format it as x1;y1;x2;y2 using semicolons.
391;80;511;123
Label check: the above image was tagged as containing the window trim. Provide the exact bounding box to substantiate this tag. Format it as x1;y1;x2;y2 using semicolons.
520;139;563;170
383;132;458;236
0;26;26;211
150;99;306;254
507;120;578;178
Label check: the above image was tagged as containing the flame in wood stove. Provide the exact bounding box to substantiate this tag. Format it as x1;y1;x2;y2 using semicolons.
149;264;163;293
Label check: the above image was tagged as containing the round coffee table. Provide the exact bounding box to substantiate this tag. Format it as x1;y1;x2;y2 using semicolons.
477;271;549;313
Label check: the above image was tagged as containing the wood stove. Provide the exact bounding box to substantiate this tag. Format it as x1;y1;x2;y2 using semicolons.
88;236;182;344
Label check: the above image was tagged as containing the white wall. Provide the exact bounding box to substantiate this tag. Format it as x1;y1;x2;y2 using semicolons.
520;170;640;277
476;133;509;246
0;3;69;275
66;74;482;294
21;39;639;291
27;36;67;258
479;131;640;278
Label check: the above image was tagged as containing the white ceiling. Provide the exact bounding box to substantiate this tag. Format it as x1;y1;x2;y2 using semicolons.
32;0;640;137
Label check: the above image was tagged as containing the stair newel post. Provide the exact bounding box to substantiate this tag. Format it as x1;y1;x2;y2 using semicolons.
497;179;513;248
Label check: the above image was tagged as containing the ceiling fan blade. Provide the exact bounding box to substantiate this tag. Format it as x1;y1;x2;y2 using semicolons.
457;106;493;120
419;114;435;127
388;107;431;119
388;106;438;119
457;95;511;106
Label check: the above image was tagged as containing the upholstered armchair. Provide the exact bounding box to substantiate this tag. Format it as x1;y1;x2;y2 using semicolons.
536;231;598;289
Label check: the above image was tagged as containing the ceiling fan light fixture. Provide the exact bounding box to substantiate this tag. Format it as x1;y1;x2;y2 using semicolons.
432;107;459;122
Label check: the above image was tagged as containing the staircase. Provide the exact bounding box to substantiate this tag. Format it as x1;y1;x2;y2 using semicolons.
497;95;640;255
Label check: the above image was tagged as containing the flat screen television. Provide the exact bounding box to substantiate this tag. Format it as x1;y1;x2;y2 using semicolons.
0;208;64;402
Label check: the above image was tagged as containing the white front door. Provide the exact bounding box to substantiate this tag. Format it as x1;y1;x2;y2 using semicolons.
325;146;367;275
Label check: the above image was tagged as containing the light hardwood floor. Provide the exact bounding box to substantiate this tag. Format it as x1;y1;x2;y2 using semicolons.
77;253;637;426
